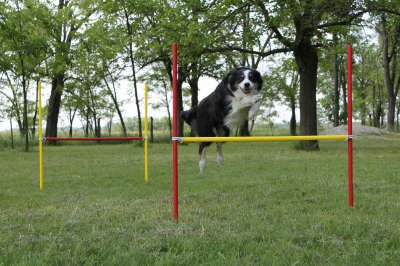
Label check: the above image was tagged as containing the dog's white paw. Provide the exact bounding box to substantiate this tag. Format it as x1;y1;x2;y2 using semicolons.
252;94;262;103
241;94;262;107
199;159;206;174
249;100;262;119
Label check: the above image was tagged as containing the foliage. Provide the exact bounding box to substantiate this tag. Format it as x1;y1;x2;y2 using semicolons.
1;0;400;147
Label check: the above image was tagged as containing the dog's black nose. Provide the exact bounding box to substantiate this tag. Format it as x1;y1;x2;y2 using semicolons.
244;82;250;87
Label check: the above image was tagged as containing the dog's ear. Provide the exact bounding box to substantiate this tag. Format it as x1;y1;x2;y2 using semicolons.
253;70;263;91
224;71;236;95
181;108;197;126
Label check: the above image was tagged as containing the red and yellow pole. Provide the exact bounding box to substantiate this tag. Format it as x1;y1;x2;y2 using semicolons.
172;43;179;220
347;44;354;207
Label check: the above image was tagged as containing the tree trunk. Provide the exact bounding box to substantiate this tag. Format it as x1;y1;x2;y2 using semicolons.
379;14;399;131
294;43;319;150
373;105;382;128
5;72;23;136
22;76;29;152
103;76;127;136
68;107;76;137
45;0;72;140
373;106;381;128
396;103;400;131
84;114;90;137
31;83;38;140
372;84;383;128
332;47;340;127
150;117;154;143
358;82;368;126
95;118;101;138
162;79;172;137
188;77;199;136
372;85;378;127
341;66;348;125
290;97;296;136
108;116;112;136
123;8;142;138
10;117;14;149
127;48;142;137
387;96;396;131
46;73;64;138
178;80;184;136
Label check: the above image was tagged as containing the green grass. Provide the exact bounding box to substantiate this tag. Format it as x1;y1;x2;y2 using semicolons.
1;136;400;265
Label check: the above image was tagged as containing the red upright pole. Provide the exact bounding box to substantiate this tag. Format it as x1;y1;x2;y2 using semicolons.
172;43;179;220
347;44;354;207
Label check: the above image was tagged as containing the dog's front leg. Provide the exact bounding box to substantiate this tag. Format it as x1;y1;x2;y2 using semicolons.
249;100;261;119
199;143;207;174
238;94;262;109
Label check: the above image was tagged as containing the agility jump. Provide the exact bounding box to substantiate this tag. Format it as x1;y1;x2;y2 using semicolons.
171;43;354;220
37;82;150;189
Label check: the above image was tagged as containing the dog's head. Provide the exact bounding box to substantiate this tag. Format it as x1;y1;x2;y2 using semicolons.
226;67;263;95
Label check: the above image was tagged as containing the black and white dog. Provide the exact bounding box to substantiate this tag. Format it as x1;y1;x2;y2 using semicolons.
181;67;263;173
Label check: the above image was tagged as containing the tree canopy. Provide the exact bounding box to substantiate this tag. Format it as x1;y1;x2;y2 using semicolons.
0;0;399;150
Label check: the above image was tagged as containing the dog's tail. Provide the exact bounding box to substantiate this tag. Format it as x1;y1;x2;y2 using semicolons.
181;108;197;126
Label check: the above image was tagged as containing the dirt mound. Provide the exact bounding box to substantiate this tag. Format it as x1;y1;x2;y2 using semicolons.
320;125;389;136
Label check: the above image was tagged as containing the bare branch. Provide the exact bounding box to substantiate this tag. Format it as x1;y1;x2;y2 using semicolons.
203;46;292;57
315;11;367;30
0;90;13;102
370;7;400;16
252;0;294;48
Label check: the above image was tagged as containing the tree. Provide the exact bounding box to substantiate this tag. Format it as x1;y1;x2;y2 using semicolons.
251;0;368;149
62;82;79;137
0;0;48;151
119;0;239;136
70;36;108;138
376;14;400;131
101;60;128;136
265;58;299;135
140;64;173;137
45;0;97;139
81;14;128;136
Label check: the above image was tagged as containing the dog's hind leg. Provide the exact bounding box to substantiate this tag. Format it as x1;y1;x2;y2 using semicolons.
215;126;228;166
216;143;224;165
199;142;209;174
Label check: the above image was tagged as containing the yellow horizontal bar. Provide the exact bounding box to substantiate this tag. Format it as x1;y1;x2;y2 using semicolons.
181;135;348;143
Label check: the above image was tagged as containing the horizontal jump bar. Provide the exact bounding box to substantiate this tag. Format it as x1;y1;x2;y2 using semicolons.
44;137;144;141
173;135;349;143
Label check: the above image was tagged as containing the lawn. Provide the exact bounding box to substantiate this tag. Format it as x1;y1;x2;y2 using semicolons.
1;136;400;265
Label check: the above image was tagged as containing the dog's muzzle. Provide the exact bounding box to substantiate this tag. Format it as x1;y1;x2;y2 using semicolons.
243;83;253;94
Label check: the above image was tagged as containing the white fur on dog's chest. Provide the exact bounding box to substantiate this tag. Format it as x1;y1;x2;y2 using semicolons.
224;96;251;129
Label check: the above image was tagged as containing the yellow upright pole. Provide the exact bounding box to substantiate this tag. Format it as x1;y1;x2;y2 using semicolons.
38;80;44;189
144;83;149;182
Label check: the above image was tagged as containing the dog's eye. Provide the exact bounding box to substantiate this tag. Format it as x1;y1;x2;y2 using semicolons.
249;74;258;82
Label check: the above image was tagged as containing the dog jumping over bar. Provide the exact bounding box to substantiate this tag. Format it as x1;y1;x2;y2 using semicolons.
181;67;263;173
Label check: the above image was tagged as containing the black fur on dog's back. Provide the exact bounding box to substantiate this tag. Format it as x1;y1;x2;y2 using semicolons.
181;67;262;155
181;78;231;138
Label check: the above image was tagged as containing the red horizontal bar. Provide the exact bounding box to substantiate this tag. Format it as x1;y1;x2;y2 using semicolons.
44;137;143;141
